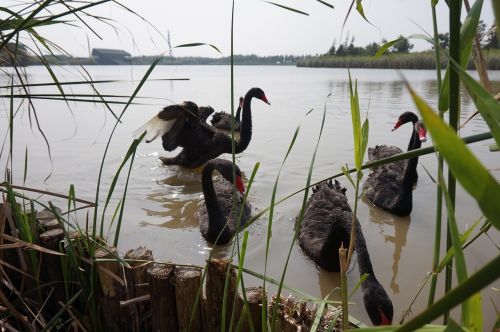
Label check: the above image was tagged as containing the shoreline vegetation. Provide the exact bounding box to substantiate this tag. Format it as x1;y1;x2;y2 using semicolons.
2;50;500;69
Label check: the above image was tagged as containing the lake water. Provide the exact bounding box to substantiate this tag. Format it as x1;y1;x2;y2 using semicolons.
1;65;499;328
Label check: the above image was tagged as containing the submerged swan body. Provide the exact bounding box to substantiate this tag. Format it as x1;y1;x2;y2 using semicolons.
298;180;393;326
364;112;427;216
198;159;251;244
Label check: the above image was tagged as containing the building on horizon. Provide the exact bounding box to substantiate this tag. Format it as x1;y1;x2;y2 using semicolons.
91;48;131;65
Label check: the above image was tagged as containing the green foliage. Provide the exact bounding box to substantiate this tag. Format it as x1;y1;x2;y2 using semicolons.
391;35;414;53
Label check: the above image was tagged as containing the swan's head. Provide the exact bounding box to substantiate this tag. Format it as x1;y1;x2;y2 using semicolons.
239;97;244;108
212;159;246;194
415;120;427;142
392;111;419;131
248;87;271;105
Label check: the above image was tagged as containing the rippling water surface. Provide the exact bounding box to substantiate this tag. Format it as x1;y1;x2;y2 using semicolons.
1;65;499;327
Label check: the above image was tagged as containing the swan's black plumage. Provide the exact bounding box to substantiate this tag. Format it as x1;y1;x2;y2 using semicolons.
211;97;243;131
135;88;269;168
198;159;251;244
198;106;215;122
363;112;427;216
297;180;393;326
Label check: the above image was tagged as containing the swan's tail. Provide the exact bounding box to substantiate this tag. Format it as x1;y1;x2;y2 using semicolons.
133;115;175;143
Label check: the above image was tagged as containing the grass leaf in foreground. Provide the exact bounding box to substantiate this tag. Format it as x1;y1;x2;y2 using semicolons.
261;1;309;15
405;82;500;229
448;57;500;146
388;255;500;331
438;0;483;112
174;42;222;54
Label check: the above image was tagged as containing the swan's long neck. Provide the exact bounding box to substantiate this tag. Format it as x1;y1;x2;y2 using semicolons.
402;127;422;190
354;223;375;278
235;105;242;124
235;93;253;153
202;164;231;241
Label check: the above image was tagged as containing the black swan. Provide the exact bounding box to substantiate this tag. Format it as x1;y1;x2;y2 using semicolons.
135;88;269;168
363;111;427;216
211;97;244;131
198;159;251;244
198;105;215;122
297;180;393;326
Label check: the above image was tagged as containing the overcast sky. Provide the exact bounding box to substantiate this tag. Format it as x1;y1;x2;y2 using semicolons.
13;0;497;57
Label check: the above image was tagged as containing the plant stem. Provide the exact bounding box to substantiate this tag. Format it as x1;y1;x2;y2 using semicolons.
428;0;443;307
339;245;349;330
444;0;461;324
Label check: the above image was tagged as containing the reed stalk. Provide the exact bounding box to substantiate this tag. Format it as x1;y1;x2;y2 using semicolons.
444;1;461;323
428;0;444;308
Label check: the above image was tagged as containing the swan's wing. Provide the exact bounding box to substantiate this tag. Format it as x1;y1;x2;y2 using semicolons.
134;104;196;144
198;106;215;122
133;115;177;143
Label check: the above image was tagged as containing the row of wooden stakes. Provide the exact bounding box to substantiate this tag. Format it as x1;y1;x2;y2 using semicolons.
1;204;356;331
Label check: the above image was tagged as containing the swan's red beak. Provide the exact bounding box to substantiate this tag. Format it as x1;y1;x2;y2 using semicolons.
391;120;403;131
260;94;271;105
379;311;392;326
239;97;244;108
236;176;245;193
418;127;427;142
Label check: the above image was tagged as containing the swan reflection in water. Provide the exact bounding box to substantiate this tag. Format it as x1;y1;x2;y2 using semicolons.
364;197;411;294
141;166;204;229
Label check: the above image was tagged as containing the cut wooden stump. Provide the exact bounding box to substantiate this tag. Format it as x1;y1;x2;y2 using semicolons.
147;264;177;332
95;246;129;332
39;228;65;301
124;246;154;332
236;286;265;332
173;266;203;332
204;259;237;332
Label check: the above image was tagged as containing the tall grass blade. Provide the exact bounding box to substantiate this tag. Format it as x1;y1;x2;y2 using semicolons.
315;0;334;9
406;83;500;228
93;56;162;239
174;42;222;54
101;131;145;237
112;134;144;247
310;290;335;332
23;147;27;185
438;0;483;112
261;1;309;15
390;255;500;332
436;166;479;329
348;71;362;170
270;99;327;331
372;38;401;59
448;57;500;146
261;125;300;329
41;289;83;332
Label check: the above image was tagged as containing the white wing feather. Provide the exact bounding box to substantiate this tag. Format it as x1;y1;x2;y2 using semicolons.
133;115;176;143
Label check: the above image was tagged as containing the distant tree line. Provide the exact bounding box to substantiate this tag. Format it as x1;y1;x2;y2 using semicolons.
0;52;306;66
325;20;498;57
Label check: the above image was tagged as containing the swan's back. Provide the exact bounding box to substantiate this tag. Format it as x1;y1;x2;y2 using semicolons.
368;145;406;171
298;180;352;271
363;164;411;215
199;178;251;239
211;112;240;131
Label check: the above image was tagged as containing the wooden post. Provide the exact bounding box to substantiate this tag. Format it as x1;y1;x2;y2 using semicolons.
147;264;178;332
173;266;202;332
39;228;65;315
124;247;153;331
236;286;265;332
95;246;129;332
204;259;237;332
